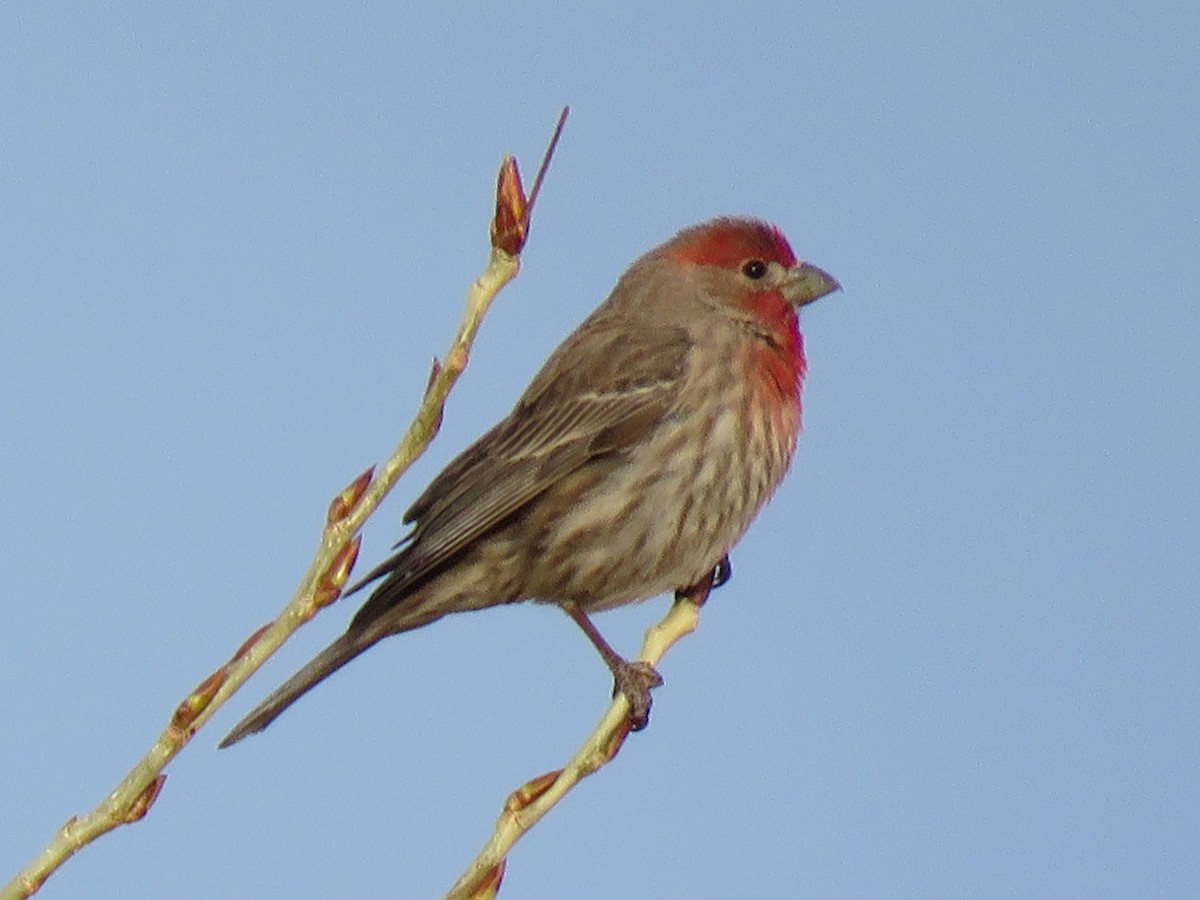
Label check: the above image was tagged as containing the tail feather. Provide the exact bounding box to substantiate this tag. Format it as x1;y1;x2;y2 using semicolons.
218;632;374;749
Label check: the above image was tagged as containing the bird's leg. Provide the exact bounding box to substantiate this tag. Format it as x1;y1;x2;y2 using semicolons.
562;601;663;732
561;555;732;731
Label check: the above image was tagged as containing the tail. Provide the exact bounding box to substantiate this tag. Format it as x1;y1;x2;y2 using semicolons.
218;631;376;748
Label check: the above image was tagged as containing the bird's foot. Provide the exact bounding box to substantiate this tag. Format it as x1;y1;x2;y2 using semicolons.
712;554;732;589
561;599;665;731
611;659;664;732
675;554;732;606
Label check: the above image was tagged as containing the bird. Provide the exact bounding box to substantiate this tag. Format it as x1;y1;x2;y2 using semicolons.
219;217;838;748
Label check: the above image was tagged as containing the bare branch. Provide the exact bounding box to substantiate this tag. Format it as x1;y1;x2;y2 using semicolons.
0;111;567;900
446;575;716;900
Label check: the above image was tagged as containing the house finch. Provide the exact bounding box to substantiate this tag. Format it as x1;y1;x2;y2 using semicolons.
220;217;837;748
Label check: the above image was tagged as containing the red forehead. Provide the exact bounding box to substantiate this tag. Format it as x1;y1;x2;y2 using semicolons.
666;218;797;269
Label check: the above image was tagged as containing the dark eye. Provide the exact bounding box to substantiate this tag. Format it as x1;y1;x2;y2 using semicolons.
741;259;768;280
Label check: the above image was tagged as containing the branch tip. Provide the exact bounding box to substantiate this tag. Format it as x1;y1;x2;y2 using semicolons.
526;106;569;217
489;107;569;255
490;157;527;255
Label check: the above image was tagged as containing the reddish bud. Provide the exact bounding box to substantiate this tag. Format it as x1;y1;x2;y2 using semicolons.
312;536;362;609
122;775;167;824
490;156;528;255
487;107;568;256
172;668;228;732
425;357;447;434
504;769;561;813
327;467;375;525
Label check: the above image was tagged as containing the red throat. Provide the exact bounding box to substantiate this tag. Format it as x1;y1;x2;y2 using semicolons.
746;290;807;412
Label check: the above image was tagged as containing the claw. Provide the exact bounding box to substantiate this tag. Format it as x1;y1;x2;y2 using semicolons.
611;660;664;731
713;555;732;589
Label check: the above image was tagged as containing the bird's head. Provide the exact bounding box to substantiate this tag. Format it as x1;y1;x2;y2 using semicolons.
663;217;839;322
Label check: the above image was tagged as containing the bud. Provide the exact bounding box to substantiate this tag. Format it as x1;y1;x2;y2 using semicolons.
172;669;228;732
311;536;362;610
504;769;561;813
490;156;528;255
122;775;167;824
327;467;374;525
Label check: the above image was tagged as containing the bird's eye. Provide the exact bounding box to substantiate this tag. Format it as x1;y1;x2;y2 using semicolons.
741;259;768;280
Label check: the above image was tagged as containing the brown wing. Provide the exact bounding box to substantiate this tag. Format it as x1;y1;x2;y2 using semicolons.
347;319;691;626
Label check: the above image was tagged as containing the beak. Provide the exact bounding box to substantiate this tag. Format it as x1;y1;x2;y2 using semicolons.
781;262;840;308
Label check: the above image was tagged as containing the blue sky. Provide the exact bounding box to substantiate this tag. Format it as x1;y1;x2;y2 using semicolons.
2;4;1197;898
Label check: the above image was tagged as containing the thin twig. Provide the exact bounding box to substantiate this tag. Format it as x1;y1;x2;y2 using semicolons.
526;106;569;215
0;112;567;900
446;576;715;900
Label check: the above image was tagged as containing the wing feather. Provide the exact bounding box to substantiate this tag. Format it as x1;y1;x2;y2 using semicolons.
349;320;691;619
